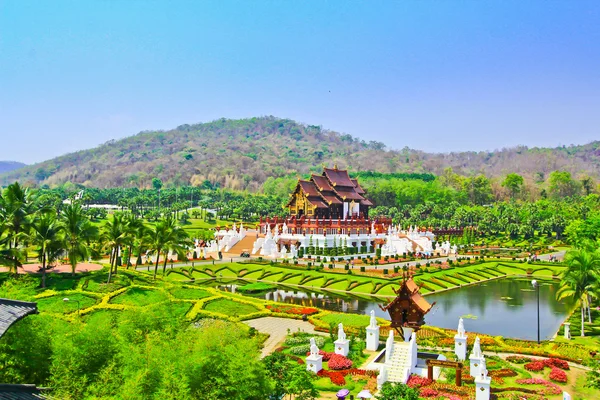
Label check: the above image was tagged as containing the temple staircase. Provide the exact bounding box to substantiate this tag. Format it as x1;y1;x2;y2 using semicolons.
225;233;255;255
386;341;412;384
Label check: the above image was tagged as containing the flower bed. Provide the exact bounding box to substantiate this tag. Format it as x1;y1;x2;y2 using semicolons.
407;375;433;388
316;368;377;386
524;360;545;371
515;378;562;395
549;366;567;383
544;357;570;370
266;304;319;315
488;368;518;378
506;355;532;364
327;354;353;370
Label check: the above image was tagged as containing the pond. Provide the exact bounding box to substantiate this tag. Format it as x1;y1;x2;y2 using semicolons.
214;277;574;341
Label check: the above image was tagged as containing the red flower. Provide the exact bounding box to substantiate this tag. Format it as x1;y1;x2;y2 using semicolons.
407;374;433;388
544;358;570;370
327;354;353;370
549;366;567;383
524;360;545;371
419;388;439;397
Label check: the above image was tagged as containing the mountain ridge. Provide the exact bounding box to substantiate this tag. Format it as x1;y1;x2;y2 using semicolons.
0;161;26;174
1;116;599;189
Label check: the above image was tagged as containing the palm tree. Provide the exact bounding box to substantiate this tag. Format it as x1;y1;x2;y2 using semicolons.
557;249;600;336
30;212;63;288
132;219;151;269
148;216;191;279
148;218;170;280
160;216;191;275
1;182;34;273
59;203;98;276
101;213;131;284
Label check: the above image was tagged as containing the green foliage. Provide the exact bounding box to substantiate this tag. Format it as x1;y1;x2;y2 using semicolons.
375;382;419;400
203;298;260;317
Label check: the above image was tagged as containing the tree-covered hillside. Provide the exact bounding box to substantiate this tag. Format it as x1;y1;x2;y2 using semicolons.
1;116;599;189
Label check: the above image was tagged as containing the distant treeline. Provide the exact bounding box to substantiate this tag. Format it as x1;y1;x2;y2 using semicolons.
349;171;435;182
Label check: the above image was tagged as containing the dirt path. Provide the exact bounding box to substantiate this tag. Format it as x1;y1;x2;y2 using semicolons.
243;316;325;358
0;262;104;274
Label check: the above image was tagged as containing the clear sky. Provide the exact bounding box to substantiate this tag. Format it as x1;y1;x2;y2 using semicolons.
1;1;599;164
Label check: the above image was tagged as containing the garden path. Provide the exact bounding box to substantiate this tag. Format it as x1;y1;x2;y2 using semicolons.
243;316;325;358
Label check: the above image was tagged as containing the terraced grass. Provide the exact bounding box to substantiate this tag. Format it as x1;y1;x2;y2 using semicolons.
319;313;373;329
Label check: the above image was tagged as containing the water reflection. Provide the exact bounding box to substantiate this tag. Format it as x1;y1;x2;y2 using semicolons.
215;278;574;341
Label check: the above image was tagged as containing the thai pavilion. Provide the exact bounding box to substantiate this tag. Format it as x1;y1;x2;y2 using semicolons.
285;166;373;220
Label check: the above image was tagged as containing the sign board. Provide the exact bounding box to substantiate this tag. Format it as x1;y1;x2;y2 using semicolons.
426;359;463;369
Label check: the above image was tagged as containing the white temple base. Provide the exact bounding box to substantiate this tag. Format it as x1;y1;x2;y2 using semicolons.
306;355;323;373
475;375;491;400
454;335;467;361
470;355;484;378
334;339;349;357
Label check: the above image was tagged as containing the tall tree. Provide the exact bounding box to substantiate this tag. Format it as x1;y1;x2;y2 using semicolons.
549;171;581;199
557;249;600;336
502;173;524;200
59;203;98;276
101;213;131;284
1;182;34;273
30;212;63;288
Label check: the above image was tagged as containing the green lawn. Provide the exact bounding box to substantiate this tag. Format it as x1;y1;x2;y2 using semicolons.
203;298;260;317
111;287;169;306
169;287;212;300
37;293;98;314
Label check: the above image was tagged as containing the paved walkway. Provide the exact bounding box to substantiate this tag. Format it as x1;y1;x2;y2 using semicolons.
243;317;323;358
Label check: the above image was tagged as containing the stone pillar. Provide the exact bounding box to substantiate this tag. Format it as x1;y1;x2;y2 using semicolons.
474;370;491;400
564;323;571;340
366;310;380;351
385;330;395;363
306;337;323;373
454;318;468;361
469;337;484;378
563;392;571;400
334;323;349;357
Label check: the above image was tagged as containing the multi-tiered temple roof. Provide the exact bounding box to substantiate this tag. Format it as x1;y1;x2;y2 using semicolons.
287;167;373;219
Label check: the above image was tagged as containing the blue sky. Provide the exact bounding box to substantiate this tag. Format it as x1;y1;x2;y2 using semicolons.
1;1;599;164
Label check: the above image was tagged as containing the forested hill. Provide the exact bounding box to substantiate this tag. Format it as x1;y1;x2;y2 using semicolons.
1;116;599;190
0;161;26;174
